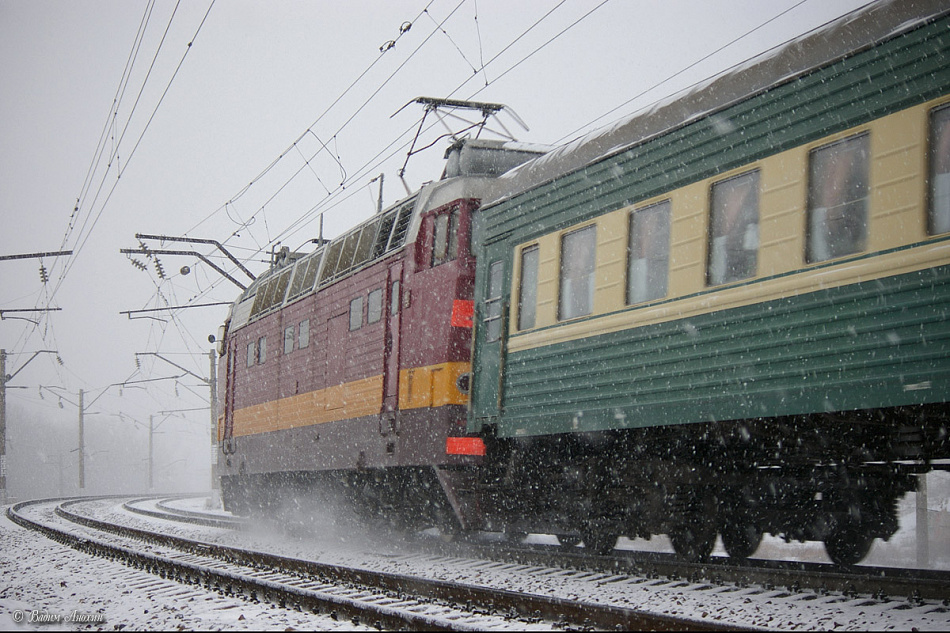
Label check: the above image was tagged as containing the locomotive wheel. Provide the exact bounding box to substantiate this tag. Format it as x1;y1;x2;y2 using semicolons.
720;520;762;560
581;526;618;555
669;522;716;562
824;525;874;566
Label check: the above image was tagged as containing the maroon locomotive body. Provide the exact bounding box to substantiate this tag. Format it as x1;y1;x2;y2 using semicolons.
216;138;543;530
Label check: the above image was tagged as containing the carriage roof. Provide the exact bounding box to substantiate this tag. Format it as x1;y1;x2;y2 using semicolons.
485;0;950;209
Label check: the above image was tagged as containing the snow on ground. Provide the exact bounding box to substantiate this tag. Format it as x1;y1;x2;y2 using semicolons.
3;471;947;631
0;509;374;632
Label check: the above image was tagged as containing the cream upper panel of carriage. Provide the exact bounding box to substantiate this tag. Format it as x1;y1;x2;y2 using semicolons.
508;96;950;352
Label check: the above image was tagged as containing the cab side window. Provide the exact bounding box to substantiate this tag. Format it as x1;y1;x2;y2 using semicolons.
431;206;461;267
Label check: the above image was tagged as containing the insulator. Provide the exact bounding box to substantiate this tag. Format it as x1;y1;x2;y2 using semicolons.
380;39;395;53
135;355;140;369
154;258;166;279
129;258;147;271
39;264;48;284
38;386;44;400
56;355;63;366
138;240;152;259
400;21;412;33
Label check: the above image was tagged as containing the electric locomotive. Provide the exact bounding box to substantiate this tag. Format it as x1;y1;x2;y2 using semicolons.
216;132;546;533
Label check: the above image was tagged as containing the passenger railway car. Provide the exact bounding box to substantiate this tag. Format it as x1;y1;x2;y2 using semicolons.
219;0;950;565
465;0;950;564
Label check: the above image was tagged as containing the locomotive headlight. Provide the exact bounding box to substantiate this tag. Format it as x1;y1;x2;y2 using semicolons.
456;372;471;395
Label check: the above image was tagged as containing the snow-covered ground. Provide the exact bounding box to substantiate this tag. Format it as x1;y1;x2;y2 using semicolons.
2;471;947;631
0;508;374;631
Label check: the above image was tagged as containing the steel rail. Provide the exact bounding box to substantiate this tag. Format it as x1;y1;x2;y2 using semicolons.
431;534;950;603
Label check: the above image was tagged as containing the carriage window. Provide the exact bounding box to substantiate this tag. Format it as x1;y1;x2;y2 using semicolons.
431;207;460;267
628;200;671;303
247;342;255;367
517;245;539;330
708;171;759;285
349;296;363;331
807;133;869;263
257;336;267;364
559;225;596;320
284;325;295;355
484;260;504;342
299;319;310;349
367;288;383;324
929;104;950;235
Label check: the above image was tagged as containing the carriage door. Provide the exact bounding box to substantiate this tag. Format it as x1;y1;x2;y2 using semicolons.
470;258;507;428
382;262;403;416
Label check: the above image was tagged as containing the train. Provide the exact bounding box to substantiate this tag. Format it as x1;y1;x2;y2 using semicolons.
216;0;950;566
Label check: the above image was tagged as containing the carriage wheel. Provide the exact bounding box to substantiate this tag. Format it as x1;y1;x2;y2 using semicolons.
581;526;618;555
720;520;762;560
824;525;873;566
669;520;716;562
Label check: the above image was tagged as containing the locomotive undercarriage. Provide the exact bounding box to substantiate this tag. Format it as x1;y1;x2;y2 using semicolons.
471;404;947;565
221;466;459;539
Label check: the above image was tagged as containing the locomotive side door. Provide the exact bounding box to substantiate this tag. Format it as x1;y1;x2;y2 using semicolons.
381;262;403;415
470;257;507;429
222;338;237;447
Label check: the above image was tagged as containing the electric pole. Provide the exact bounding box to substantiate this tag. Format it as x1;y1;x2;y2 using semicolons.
78;389;85;490
209;350;218;492
149;415;154;490
1;349;6;502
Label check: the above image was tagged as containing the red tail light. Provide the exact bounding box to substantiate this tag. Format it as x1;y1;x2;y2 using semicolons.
446;436;486;456
451;299;474;328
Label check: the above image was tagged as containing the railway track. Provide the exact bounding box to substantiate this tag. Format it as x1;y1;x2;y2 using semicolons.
143;497;948;603
36;495;950;629
115;497;950;615
435;535;950;603
8;496;731;631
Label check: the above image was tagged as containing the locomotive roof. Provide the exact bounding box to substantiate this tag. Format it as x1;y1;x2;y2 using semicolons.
225;136;546;329
484;0;950;209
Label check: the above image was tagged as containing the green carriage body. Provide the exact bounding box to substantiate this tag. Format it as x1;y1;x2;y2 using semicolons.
470;1;950;444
